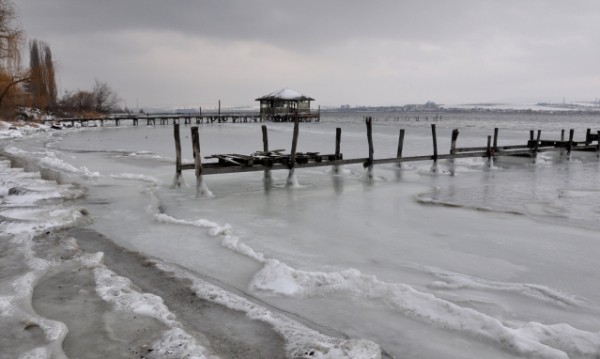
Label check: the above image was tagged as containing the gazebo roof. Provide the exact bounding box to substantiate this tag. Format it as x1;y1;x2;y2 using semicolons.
255;88;314;101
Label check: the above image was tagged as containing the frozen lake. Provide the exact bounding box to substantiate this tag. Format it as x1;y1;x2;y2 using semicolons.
2;111;600;358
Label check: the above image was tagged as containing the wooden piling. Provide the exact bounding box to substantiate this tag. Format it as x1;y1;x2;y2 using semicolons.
261;125;272;183
333;127;343;174
335;128;342;158
493;128;499;154
450;129;459;155
529;130;534;141
289;117;299;169
191;126;203;196
533;130;541;157
597;131;600;157
586;128;591;145
174;123;182;187
396;129;405;168
262;125;269;152
431;124;438;162
486;135;492;159
561;129;565;141
567;129;574;157
365;117;374;171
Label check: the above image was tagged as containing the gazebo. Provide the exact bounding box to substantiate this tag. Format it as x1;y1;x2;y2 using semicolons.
255;88;319;122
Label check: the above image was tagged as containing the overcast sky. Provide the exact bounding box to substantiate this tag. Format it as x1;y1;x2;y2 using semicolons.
15;0;600;109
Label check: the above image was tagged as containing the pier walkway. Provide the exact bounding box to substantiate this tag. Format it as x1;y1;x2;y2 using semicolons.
45;112;319;127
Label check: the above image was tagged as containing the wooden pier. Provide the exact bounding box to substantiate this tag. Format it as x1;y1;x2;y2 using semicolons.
173;117;600;195
45;111;319;127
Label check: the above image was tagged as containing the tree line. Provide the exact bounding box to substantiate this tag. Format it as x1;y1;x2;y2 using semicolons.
0;0;120;118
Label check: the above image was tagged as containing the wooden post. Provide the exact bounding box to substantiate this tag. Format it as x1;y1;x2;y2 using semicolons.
365;117;374;175
333;127;342;174
289;117;299;169
262;125;269;152
191;126;205;196
567;129;574;157
486;135;492;159
261;125;272;183
335;128;342;159
586;128;591;145
396;128;405;168
529;130;534;141
597;131;600;158
174;123;182;187
286;117;300;187
493;128;499;155
431;124;438;162
450;129;459;155
218;100;221;116
561;129;565;141
533;130;541;158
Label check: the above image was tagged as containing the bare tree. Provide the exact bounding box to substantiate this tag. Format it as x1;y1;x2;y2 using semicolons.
92;80;120;113
0;0;28;109
60;81;120;114
60;89;94;113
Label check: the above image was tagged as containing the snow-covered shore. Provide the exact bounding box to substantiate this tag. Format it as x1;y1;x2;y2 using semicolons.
0;121;382;359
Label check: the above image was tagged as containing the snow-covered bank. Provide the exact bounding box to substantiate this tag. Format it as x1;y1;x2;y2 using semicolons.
0;123;382;359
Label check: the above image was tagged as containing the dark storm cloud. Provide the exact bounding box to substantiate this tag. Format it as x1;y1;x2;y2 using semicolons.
15;0;600;107
22;0;594;49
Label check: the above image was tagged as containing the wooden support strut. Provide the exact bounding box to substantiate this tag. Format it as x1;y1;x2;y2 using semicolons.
431;124;438;162
261;125;272;181
586;128;591;145
262;125;269;153
289;117;299;169
597;131;600;157
174;123;182;187
534;130;541;157
365;117;374;169
191;126;203;194
450;129;459;155
567;129;574;157
493;128;499;155
397;129;405;168
335;128;342;159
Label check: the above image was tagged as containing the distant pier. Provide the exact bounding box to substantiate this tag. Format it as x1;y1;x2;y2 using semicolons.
45;111;319;127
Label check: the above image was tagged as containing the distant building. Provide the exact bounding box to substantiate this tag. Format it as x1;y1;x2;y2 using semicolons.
341;104;351;110
255;88;319;122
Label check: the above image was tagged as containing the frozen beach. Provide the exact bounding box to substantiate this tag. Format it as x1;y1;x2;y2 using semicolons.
1;112;600;359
